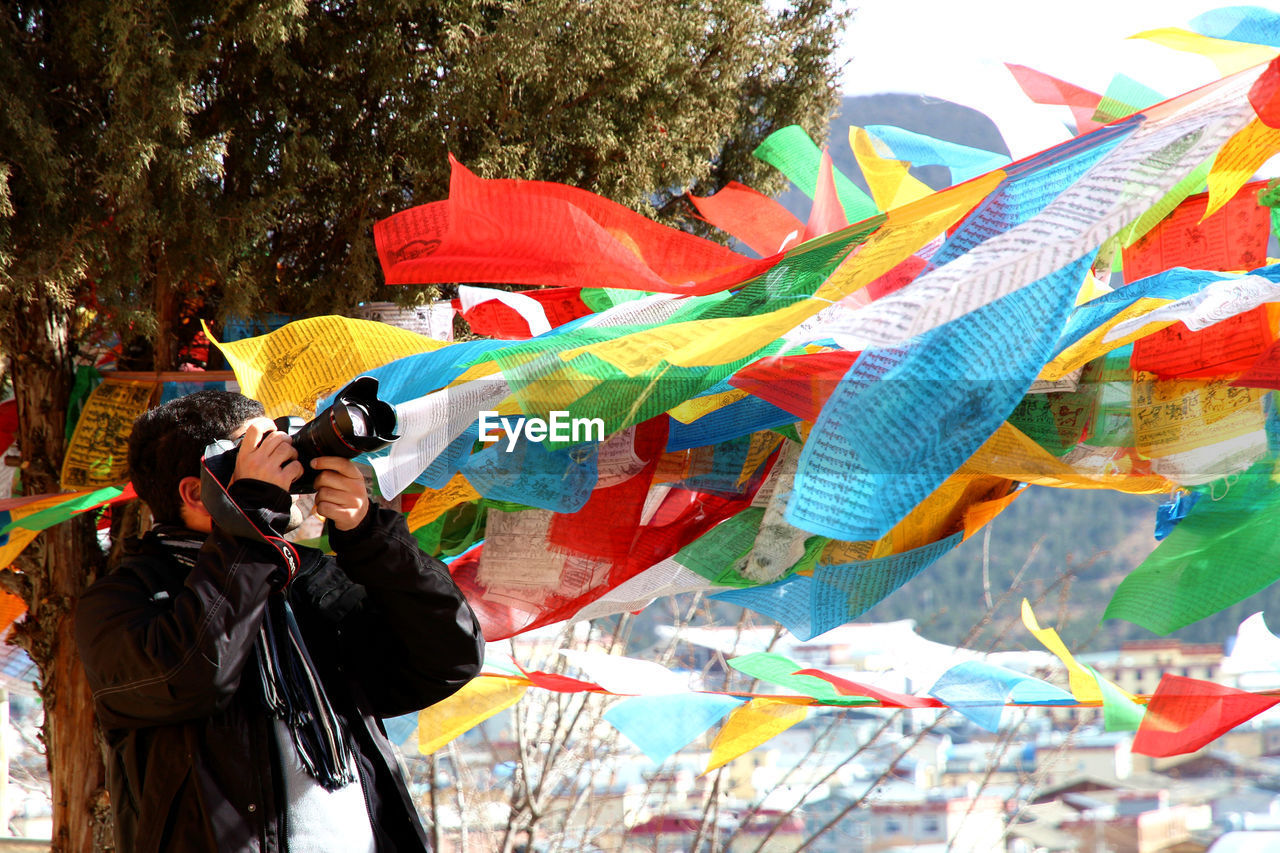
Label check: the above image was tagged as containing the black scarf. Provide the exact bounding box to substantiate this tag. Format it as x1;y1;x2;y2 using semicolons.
155;530;355;790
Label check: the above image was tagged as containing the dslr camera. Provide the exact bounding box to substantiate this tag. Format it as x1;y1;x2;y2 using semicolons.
272;376;400;493
205;375;400;494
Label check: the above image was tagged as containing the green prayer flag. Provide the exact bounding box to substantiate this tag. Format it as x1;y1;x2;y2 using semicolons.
63;365;103;444
676;508;827;586
1085;665;1146;732
1;486;121;535
579;288;652;313
1092;74;1164;124
1103;463;1280;634
1118;160;1212;248
752;125;879;224
675;508;763;586
1258;178;1280;244
728;652;875;706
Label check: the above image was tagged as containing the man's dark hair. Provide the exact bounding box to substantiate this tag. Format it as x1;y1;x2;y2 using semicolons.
127;390;265;526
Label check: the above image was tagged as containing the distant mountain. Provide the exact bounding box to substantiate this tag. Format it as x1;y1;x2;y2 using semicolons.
863;481;1280;655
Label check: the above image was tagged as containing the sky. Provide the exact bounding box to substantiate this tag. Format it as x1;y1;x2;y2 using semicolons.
834;0;1270;156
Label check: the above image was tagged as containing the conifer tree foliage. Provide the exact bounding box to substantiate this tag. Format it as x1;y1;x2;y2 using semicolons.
0;1;844;848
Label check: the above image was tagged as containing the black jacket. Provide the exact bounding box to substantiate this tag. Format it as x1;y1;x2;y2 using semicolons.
74;482;485;852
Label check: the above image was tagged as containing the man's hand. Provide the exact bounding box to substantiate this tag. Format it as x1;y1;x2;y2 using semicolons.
311;457;371;531
230;418;304;492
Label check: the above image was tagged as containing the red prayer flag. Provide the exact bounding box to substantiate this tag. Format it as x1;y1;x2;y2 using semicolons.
793;669;946;709
547;418;668;563
865;253;928;302
1234;335;1280;389
1249;54;1280;128
688;182;805;258
458;287;593;339
1121;182;1271;284
0;399;15;456
804;148;850;241
1006;64;1104;135
1130;306;1274;379
514;662;604;694
375;157;780;295
1132;675;1280;757
447;546;528;641
729;350;861;422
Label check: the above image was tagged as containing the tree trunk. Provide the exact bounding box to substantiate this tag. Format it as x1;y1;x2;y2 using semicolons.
7;295;112;852
154;253;179;372
19;521;112;853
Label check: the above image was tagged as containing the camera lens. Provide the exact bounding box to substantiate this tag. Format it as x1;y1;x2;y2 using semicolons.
346;404;370;439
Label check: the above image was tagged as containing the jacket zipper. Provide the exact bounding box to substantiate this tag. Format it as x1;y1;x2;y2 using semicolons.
351;729;378;847
271;717;290;852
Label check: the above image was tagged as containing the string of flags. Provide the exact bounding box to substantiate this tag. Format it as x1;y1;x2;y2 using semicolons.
10;9;1280;764
415;598;1280;769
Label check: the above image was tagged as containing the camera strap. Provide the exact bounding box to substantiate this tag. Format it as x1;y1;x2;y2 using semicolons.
200;439;301;587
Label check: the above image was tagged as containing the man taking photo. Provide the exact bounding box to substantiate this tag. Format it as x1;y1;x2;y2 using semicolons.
75;389;485;852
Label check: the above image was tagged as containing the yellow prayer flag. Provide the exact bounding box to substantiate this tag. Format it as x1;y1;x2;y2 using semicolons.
560;300;811;375
451;361;505;385
1022;599;1137;705
736;431;784;488
653;449;694;485
60;378;158;490
1075;270;1112;306
870;473;1014;559
1131;28;1278;77
814;171;1005;305
406;474;481;532
0;529;42;572
1040;296;1174;380
418;676;528;755
668;388;748;424
960;422;1172;495
961;488;1023;541
206;316;447;419
815;539;875;569
850;127;933;211
1132;372;1266;459
704;698;809;774
565;173;1002;377
1206;118;1280;218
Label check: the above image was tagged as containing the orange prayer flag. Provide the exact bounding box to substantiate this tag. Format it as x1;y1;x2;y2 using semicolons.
417;676;527;755
0;591;25;635
705;698;809;773
961;488;1023;541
